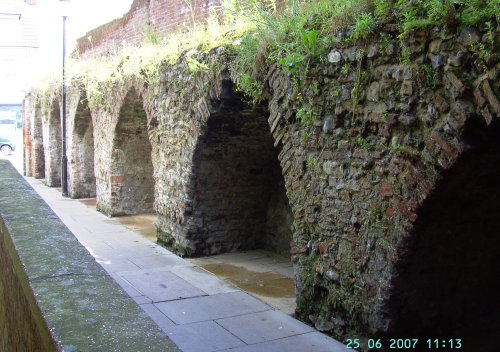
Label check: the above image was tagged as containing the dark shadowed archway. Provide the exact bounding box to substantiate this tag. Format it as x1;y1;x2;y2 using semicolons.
181;80;293;257
109;88;155;216
387;118;500;351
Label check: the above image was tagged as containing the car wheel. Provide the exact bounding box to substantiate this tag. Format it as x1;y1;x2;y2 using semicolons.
1;145;12;156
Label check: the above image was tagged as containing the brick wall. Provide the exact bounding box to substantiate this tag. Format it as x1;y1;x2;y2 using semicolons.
76;0;221;58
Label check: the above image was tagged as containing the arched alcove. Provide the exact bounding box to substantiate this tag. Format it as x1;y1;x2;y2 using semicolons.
69;95;96;198
183;80;293;257
387;118;500;351
109;88;155;215
43;99;61;187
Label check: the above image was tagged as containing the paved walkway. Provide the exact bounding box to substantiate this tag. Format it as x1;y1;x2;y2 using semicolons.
25;177;349;352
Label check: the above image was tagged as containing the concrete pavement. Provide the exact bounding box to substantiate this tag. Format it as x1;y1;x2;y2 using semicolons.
24;176;349;352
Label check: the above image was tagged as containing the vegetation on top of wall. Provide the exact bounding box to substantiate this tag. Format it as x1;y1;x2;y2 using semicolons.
229;0;499;105
30;0;498;109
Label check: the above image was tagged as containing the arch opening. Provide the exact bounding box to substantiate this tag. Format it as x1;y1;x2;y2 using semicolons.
69;95;96;198
186;81;293;257
388;118;500;351
179;80;295;313
110;88;155;216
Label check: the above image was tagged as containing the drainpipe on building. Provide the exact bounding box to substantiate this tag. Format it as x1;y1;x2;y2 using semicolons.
61;13;68;197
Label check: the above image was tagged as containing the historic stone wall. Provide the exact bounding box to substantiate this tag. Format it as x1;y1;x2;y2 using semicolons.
182;82;292;255
26;22;499;348
23;94;45;179
110;88;155;215
66;87;96;198
41;98;62;187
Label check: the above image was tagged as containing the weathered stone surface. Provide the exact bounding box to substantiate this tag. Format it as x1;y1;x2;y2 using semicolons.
328;50;342;63
23;23;500;348
0;161;178;352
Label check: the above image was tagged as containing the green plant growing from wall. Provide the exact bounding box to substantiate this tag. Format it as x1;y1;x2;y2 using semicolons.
341;63;350;76
356;136;373;150
235;73;264;105
306;157;318;170
382;110;389;121
331;87;341;98
469;21;498;73
422;64;438;89
399;43;411;65
186;56;209;75
296;107;315;128
350;13;376;42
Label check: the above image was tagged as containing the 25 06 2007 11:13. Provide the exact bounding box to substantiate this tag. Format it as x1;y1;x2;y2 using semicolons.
344;338;463;350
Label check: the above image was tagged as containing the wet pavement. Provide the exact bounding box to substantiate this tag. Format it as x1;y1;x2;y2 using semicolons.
191;251;296;315
79;198;297;315
23;177;349;352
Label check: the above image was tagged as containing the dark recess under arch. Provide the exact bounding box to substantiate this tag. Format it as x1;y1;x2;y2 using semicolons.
388;117;500;352
111;88;155;215
182;80;293;257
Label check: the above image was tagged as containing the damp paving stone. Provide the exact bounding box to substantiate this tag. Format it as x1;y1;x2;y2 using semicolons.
168;265;239;295
217;332;350;352
128;253;191;269
165;321;246;352
215;310;315;344
154;291;271;324
120;270;207;302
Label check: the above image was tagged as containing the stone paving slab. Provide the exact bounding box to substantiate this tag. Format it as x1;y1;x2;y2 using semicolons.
23;177;349;352
218;332;350;352
121;270;207;302
0;161;179;351
128;253;191;269
165;321;246;352
155;291;271;324
216;310;315;344
168;265;239;295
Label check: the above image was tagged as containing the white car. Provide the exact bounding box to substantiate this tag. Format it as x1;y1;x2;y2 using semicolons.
0;136;16;156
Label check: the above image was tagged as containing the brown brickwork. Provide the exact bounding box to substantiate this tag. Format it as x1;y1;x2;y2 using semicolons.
76;0;221;58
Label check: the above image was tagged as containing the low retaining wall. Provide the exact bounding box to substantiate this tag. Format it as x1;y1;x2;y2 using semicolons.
0;160;179;351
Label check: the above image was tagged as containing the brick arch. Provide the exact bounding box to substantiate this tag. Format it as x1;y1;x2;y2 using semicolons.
67;90;96;199
106;86;155;216
384;117;500;349
158;79;293;258
41;97;61;187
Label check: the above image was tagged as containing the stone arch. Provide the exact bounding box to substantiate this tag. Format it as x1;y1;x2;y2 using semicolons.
42;98;62;187
164;80;293;257
386;117;500;350
67;92;96;198
107;87;155;216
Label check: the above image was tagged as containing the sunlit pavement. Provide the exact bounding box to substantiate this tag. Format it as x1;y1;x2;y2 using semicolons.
24;177;349;352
